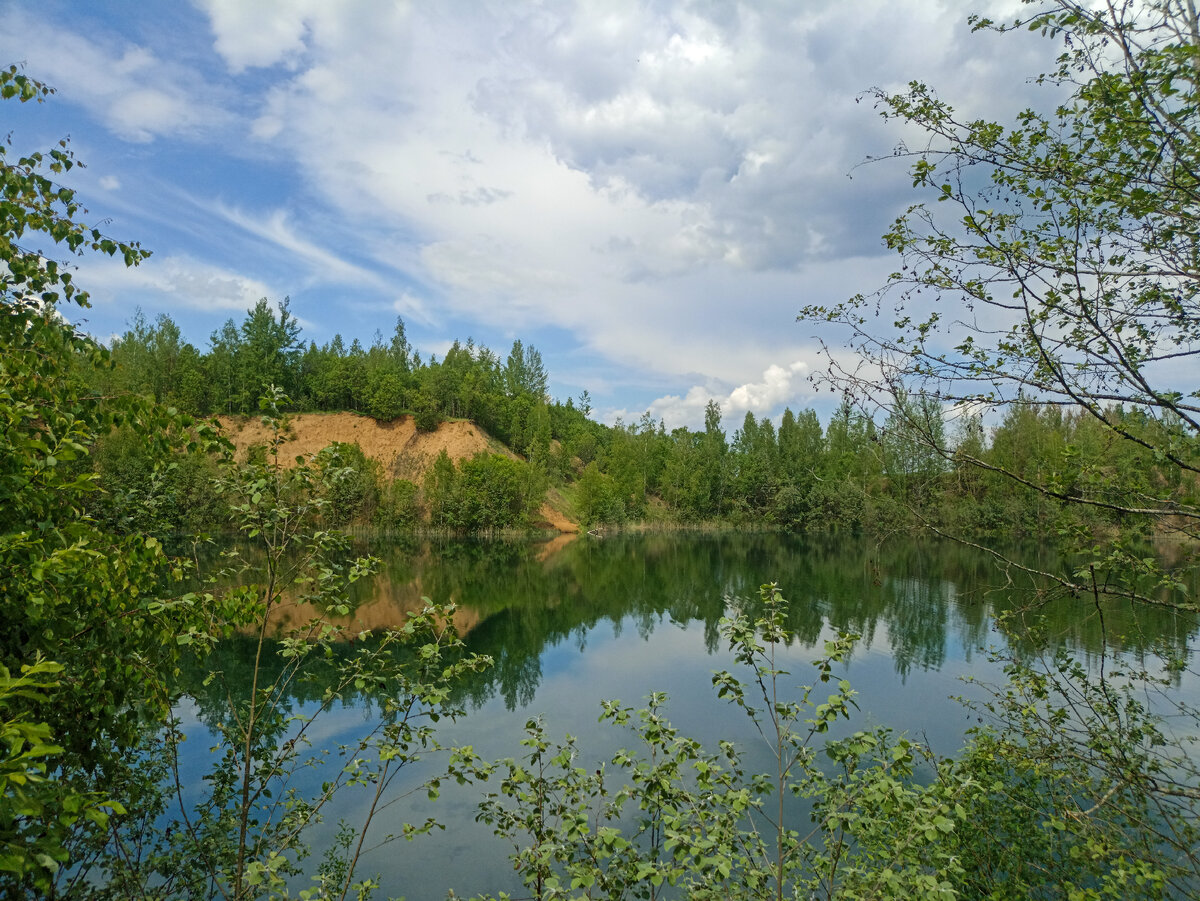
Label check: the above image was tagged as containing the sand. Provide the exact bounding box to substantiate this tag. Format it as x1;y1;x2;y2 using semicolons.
219;412;503;475
217;412;579;533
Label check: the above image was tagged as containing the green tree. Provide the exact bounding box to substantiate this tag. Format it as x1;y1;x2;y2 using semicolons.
881;388;946;508
504;339;530;397
659;426;705;518
575;461;625;527
238;297;302;410
799;2;1200;890
0;65;205;892
803;1;1200;592
208;319;243;414
697;399;729;517
777;407;823;495
423;449;460;526
731;412;779;516
389;315;414;372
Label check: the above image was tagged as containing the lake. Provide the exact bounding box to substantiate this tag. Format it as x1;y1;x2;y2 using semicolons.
170;532;1199;899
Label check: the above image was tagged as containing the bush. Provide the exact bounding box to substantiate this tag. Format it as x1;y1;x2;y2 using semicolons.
92;427;226;535
317;442;381;526
367;372;406;421
425;452;545;532
770;483;809;531
376;478;420;530
575;462;624;527
412;389;440;432
804;481;865;534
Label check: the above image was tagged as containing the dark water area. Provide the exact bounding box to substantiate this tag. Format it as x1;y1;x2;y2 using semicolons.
173;533;1199;899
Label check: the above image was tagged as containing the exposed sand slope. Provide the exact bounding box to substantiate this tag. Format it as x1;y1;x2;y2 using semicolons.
219;413;503;476
218;412;579;532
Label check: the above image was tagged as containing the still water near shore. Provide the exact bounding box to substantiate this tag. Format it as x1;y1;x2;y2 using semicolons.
173;532;1199;899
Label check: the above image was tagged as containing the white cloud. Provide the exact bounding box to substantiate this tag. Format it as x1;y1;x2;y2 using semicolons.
196;0;321;73
0;10;231;141
420;338;456;363
729;361;809;412
614;359;815;431
205;203;390;291
98;175;121;191
391;292;438;328
13;0;1065;419
185;1;1018;379
82;254;276;313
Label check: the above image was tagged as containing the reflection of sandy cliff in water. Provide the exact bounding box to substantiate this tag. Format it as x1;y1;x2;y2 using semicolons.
257;533;581;639
261;569;482;638
534;531;578;562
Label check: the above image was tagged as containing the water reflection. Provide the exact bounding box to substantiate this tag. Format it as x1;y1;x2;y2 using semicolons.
197;532;1198;711
171;533;1198;900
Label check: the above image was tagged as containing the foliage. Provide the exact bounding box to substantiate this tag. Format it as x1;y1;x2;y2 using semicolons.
799;0;1199;592
574;462;625;527
375;478;421;531
424;450;546;532
77;278;1194;538
0;65;499;896
476;584;971;901
0;64;213;894
76;396;493;899
792;1;1200;896
945;640;1199;899
91;424;227;535
317;441;383;527
0;660;123;892
475;579;1200;900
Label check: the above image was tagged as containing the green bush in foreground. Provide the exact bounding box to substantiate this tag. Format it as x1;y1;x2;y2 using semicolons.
475;584;1194;901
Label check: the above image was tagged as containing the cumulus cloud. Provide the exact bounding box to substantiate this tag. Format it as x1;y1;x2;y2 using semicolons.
7;0;1060;420
185;0;1029;358
196;0;322;73
614;359;815;431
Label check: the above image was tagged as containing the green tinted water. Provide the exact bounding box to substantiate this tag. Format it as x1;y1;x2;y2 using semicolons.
173;533;1198;898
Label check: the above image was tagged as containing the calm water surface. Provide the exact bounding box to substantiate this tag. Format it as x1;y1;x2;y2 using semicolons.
174;533;1198;899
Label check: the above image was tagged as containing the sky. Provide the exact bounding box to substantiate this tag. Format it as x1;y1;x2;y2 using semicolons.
0;0;1051;430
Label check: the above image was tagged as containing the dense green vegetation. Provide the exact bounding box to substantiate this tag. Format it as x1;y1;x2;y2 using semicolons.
3;0;1200;898
83;301;1192;541
0;67;489;898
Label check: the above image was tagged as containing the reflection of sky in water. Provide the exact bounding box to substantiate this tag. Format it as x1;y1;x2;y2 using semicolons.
166;535;1199;900
176;614;1003;899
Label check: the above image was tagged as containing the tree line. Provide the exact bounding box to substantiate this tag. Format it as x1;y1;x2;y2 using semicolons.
84;303;1190;542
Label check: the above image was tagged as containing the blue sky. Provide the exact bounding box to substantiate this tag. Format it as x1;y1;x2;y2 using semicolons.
1;0;1046;429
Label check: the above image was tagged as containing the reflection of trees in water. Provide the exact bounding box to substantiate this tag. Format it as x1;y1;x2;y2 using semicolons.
414;534;1195;710
177;633;414;734
881;578;951;679
180;534;1198;715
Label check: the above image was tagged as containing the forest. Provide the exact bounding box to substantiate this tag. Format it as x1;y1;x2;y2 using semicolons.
84;300;1189;542
3;1;1200;899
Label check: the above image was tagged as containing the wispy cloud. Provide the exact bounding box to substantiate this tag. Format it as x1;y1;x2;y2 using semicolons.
0;9;232;142
211;203;390;290
81;254;276;313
